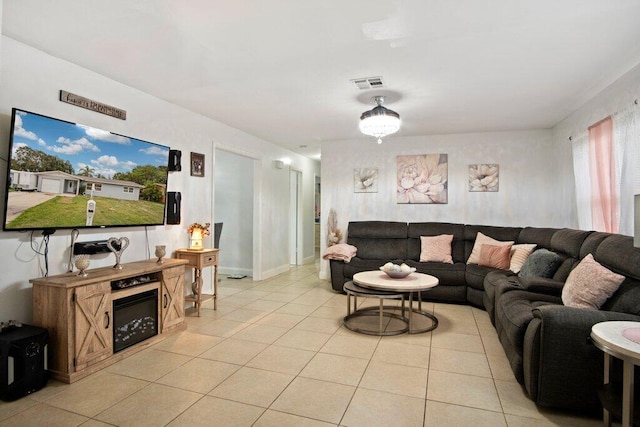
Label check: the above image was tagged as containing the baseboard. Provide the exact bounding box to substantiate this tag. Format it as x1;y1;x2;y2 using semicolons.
303;255;316;265
261;264;290;281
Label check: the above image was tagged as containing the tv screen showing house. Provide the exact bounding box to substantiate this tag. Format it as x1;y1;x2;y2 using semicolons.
2;108;170;231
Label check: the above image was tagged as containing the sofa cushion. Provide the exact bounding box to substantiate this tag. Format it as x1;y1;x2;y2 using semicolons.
466;263;501;291
347;221;408;260
420;234;453;263
548;228;591;281
467;232;514;264
405;260;466;286
602;278;640;315
516;227;559;248
510;244;537;273
518;249;561;278
562;253;625;309
479;244;513;270
594;234;640;279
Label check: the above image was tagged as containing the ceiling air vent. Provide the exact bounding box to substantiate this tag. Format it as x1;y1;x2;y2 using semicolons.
351;76;385;90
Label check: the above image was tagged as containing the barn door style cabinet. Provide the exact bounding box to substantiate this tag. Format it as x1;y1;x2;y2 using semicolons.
31;259;188;383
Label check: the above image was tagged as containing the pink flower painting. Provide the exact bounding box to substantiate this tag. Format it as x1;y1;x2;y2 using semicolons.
397;154;448;204
469;164;499;192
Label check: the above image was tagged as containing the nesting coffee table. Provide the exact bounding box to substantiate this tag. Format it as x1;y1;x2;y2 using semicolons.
343;270;439;335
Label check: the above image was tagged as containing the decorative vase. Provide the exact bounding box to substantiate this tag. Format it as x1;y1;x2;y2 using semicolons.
74;255;90;277
155;245;166;263
189;229;204;251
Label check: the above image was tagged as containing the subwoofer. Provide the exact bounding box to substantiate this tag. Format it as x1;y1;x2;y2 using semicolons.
0;324;49;401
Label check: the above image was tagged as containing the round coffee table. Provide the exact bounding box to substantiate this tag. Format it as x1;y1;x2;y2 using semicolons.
352;271;439;334
591;321;640;427
343;281;409;336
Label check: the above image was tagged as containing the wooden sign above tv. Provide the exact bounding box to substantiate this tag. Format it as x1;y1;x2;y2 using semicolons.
59;90;127;120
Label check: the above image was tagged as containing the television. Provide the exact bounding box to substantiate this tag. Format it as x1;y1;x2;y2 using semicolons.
3;108;170;231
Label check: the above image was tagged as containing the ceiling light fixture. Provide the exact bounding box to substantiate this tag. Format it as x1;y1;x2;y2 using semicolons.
359;96;400;144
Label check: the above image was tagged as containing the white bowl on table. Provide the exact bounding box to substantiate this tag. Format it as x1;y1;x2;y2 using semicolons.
379;265;416;279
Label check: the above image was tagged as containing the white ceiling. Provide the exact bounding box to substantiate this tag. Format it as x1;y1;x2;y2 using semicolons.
3;1;640;160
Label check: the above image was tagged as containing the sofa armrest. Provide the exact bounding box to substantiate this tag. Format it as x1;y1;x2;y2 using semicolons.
329;259;347;292
518;277;564;297
523;305;640;412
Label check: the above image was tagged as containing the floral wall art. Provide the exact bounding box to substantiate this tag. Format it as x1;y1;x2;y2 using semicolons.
469;164;499;192
397;154;448;204
354;168;378;193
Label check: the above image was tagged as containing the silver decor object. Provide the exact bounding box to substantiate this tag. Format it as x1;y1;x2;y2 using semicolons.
155;245;166;264
74;254;90;277
107;237;130;269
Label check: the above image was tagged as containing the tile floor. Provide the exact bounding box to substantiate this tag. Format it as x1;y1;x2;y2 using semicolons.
0;263;605;426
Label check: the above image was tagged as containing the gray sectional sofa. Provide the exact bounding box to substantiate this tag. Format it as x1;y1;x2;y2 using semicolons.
328;221;640;414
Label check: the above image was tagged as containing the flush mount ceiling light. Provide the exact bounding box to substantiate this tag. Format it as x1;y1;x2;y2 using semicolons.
359;96;400;144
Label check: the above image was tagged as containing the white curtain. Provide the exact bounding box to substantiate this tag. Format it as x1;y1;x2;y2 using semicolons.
613;106;640;236
571;132;592;230
571;104;639;235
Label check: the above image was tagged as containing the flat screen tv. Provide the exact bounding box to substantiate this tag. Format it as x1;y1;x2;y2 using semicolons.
3;108;170;231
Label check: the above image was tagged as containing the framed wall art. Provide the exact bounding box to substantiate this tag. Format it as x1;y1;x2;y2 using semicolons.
469;164;499;192
397;154;448;204
190;152;205;177
354;168;378;193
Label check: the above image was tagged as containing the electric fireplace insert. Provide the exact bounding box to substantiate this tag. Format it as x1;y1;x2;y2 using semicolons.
113;289;158;353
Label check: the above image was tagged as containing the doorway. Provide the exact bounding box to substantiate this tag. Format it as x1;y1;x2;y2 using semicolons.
214;149;255;277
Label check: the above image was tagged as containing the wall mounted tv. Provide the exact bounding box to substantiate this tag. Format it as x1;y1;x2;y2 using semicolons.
3;108;170;231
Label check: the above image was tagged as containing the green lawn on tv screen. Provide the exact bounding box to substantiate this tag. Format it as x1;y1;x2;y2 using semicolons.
7;195;165;229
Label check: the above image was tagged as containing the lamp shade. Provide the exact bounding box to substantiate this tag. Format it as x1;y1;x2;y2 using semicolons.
359;96;400;144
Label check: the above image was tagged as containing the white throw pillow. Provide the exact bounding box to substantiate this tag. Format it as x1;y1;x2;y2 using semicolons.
510;244;537;273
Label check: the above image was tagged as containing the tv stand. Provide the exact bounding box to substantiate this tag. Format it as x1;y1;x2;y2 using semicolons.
30;258;188;383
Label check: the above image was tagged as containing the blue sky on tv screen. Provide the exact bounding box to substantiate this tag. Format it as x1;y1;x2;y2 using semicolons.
11;110;169;178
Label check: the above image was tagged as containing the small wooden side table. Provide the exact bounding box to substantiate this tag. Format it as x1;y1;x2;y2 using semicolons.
174;248;219;315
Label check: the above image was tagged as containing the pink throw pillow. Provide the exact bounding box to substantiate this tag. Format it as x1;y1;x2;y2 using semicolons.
420;234;454;263
467;232;514;264
562;253;625;309
478;243;513;270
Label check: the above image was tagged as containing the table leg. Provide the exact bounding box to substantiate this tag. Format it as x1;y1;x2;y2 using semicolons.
603;353;612;427
213;265;218;310
195;267;203;316
622;360;634;427
379;298;383;333
408;292;413;333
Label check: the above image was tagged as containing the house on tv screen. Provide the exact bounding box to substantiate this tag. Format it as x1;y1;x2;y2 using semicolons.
9;170;144;201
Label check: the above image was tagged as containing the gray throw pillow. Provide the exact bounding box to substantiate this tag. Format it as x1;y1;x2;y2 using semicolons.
518;248;562;278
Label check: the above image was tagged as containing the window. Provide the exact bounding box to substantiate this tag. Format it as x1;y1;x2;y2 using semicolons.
123;187;134;193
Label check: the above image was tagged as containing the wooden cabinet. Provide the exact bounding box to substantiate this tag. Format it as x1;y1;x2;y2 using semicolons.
161;266;186;332
31;259;188;383
74;281;112;370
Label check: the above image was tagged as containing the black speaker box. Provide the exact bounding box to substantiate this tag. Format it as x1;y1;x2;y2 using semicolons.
0;324;49;401
168;149;182;172
166;191;181;224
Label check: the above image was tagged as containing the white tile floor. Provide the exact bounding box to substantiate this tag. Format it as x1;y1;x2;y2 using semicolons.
0;263;605;426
